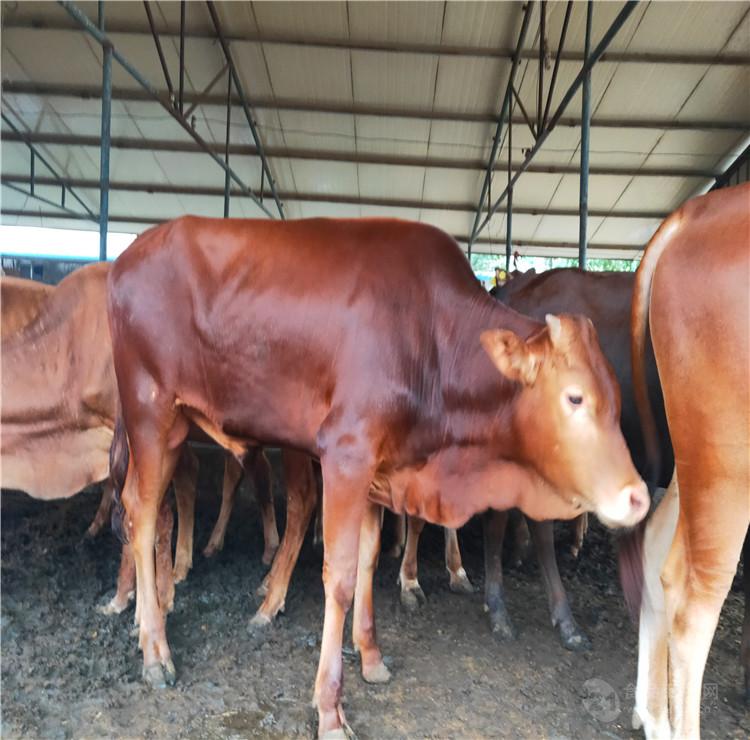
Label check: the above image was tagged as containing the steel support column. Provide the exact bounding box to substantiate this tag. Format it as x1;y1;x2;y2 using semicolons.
206;1;285;219
468;1;535;256
178;1;186;113
578;1;593;268
223;71;232;218
506;111;513;273
475;0;638;239
58;0;274;218
99;3;113;260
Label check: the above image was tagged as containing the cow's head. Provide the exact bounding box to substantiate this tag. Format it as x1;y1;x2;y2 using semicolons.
481;313;649;528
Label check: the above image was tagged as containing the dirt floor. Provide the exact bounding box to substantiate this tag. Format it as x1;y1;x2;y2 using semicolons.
2;449;748;739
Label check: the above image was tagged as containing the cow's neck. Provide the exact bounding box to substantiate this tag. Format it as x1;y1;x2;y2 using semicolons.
374;445;582;529
434;290;540;450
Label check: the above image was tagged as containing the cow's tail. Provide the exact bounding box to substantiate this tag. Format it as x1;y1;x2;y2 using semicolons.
618;210;683;623
109;411;130;543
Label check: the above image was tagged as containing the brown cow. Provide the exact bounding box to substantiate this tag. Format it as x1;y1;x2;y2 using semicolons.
2;276;53;338
107;216;648;737
400;267;671;649
626;183;749;738
1;275;117;537
0;266;278;602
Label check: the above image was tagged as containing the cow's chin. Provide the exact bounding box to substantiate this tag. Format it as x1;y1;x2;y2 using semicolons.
593;480;650;529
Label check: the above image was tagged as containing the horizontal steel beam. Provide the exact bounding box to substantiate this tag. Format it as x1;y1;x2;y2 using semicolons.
0;130;719;180
0;207;645;254
5;19;749;66
3;81;746;133
55;1;275;219
2;174;669;219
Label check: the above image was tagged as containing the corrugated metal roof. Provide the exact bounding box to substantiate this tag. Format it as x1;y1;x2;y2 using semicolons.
2;0;748;260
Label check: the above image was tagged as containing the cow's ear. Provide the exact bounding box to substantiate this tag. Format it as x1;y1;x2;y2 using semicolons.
481;329;539;385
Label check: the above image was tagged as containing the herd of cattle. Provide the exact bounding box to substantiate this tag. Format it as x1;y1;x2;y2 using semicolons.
1;182;748;739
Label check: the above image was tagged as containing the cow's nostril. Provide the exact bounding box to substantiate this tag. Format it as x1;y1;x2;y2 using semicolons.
628;484;649;514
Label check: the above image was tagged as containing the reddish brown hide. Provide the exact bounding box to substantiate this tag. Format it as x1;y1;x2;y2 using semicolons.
627;183;749;738
107;216;647;736
0;267;277;606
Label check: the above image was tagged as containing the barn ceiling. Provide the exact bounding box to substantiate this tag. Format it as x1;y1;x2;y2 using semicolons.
1;1;748;260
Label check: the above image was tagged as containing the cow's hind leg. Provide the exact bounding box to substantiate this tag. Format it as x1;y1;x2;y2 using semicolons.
251;451;316;628
85;480;114;538
155;493;175;614
123;411;188;688
353;501;390;683
398;516;426;611
98;542;136;615
528;519;589;651
741;527;750;705
173;446;198;582
252;449;280;566
385;511;406;559
484;509;515;640
204;453;242;558
444;527;473;594
633;477;678;738
663;483;748;738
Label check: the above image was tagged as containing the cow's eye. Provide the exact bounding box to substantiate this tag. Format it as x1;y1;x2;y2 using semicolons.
566;391;584;407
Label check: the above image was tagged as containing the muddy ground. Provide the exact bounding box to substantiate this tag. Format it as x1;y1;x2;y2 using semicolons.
2;448;747;739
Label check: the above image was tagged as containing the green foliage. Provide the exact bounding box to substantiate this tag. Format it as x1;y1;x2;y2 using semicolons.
470;252;638;282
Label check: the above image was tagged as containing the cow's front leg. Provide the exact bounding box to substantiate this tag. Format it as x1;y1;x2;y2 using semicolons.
483;509;516;640
528;519;589;651
313;446;373;738
353;501;390;683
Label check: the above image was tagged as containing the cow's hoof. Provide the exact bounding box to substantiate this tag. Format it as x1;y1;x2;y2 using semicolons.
203;542;222;558
489;610;517;641
321;730;348;740
143;660;176;689
362;660;391;684
261;546;278;567
255;579;270;598
557;619;590;652
248;612;272;633
400;586;426;612
631;708;643;731
448;568;475;595
172;563;191;584
96;592;133;616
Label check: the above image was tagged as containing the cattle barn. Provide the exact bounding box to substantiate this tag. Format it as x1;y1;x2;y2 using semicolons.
1;2;748;738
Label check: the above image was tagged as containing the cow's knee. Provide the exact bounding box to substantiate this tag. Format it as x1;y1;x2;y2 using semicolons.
325;567;357;611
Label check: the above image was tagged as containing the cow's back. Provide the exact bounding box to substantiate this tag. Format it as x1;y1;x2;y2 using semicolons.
1;277;54;339
109;217;488;454
498;268;672;486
